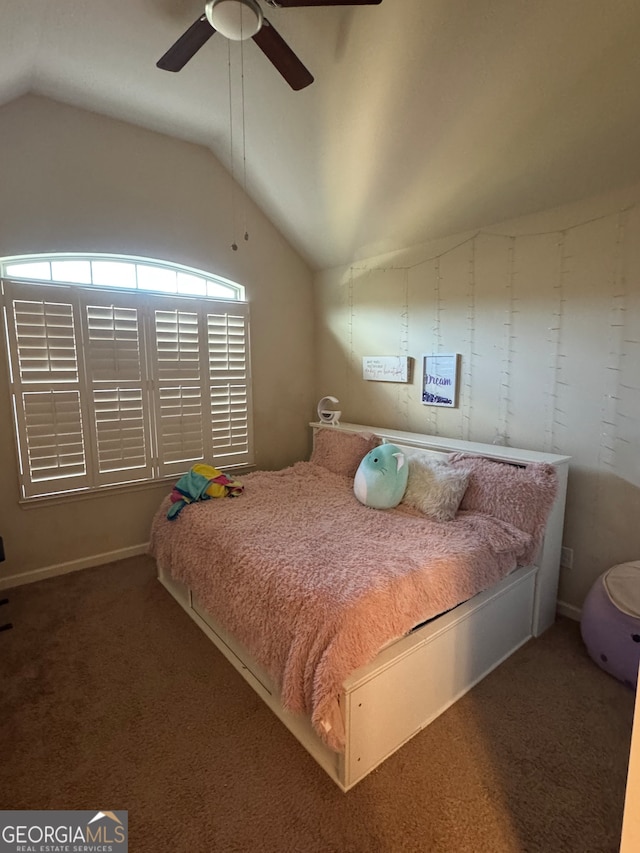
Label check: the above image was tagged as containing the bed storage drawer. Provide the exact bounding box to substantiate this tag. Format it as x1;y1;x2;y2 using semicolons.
158;561;191;610
189;593;345;788
342;565;537;788
191;593;277;697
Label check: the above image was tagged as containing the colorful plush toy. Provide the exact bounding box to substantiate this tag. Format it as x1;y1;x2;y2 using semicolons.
167;463;244;519
353;444;408;509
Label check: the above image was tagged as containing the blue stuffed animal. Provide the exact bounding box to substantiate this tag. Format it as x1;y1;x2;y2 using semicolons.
354;444;408;509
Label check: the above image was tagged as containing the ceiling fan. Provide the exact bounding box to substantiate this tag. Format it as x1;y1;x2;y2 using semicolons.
157;0;383;91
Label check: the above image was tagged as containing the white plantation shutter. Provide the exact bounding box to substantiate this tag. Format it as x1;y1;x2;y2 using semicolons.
153;305;206;477
82;295;153;485
151;297;252;477
13;298;78;382
3;277;252;499
6;283;90;495
208;312;251;464
20;391;86;487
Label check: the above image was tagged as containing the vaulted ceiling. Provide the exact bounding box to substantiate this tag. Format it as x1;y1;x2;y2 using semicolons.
3;0;640;269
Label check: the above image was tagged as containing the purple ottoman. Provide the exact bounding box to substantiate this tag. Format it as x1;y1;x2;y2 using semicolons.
580;561;640;689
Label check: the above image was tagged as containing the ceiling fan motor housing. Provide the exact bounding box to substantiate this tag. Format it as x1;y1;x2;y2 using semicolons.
205;0;263;41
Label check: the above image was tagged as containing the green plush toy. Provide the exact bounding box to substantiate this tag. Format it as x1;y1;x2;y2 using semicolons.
353;444;408;509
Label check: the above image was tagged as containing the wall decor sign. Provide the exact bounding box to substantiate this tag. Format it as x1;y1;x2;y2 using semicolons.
422;353;460;407
362;356;410;383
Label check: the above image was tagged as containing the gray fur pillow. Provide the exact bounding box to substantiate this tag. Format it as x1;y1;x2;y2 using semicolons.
401;458;470;521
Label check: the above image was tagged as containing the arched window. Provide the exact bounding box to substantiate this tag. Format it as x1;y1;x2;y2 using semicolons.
0;254;253;500
2;253;245;300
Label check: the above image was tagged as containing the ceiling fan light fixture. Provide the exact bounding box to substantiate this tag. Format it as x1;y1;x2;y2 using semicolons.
205;0;263;41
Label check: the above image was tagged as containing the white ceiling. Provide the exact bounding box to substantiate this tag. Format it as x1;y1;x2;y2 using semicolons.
3;0;640;270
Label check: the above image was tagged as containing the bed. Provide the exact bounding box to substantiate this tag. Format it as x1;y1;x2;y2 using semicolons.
150;421;570;791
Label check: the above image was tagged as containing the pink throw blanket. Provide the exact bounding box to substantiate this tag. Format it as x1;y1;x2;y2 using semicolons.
149;461;538;751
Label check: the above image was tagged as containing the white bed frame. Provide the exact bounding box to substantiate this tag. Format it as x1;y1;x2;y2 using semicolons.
156;422;570;791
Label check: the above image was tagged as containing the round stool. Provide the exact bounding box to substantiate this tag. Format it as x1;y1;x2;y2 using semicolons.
580;560;640;689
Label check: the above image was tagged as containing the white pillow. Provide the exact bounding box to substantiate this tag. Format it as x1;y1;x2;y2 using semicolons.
401;458;470;521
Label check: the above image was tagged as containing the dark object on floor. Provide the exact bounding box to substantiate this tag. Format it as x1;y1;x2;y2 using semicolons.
0;596;12;632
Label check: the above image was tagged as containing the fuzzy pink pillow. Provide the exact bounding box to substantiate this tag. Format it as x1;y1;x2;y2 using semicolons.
449;453;559;563
310;429;381;478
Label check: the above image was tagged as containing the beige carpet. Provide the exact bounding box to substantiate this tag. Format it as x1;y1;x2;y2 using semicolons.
0;556;634;853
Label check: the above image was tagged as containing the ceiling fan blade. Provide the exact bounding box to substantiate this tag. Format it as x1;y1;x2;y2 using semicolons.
157;15;216;72
252;18;314;90
265;1;382;6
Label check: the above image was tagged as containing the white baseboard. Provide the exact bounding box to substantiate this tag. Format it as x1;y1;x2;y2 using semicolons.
557;599;581;621
0;543;150;591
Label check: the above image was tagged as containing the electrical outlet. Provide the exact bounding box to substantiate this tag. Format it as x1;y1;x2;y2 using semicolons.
560;546;573;569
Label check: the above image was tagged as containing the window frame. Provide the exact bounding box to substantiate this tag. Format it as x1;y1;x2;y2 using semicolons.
1;254;253;502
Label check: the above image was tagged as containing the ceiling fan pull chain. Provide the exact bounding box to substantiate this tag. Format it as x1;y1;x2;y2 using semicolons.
240;26;249;243
227;39;239;251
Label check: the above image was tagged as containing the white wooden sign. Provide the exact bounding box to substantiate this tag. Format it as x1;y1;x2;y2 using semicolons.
422;353;460;407
362;356;410;383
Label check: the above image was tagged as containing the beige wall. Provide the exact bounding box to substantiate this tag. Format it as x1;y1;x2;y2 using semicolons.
0;94;315;582
314;184;640;611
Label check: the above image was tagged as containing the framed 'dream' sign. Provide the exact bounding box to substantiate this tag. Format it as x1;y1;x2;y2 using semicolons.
422;353;460;407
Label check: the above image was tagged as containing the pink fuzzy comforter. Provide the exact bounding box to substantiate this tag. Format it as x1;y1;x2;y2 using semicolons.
149;461;536;751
